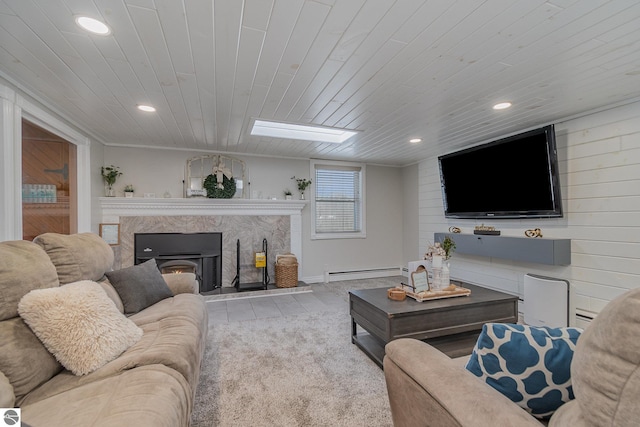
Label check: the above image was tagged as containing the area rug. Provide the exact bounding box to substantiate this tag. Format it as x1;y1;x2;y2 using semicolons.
190;295;393;426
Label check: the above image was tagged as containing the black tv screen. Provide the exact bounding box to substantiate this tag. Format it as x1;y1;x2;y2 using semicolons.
438;124;562;219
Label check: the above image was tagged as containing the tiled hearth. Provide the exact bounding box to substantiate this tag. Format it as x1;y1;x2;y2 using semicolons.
99;198;306;287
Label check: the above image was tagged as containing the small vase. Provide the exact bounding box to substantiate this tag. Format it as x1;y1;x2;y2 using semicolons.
431;267;442;291
125;192;133;198
285;195;292;200
442;261;450;288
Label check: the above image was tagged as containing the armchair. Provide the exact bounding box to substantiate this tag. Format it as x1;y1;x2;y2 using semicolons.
384;287;640;426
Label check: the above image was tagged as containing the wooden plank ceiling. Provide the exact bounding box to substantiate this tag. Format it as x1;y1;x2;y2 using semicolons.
1;0;639;166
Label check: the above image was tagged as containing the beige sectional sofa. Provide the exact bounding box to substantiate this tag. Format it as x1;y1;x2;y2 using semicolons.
0;232;208;427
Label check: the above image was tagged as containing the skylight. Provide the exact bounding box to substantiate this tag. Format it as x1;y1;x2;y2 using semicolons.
250;119;358;144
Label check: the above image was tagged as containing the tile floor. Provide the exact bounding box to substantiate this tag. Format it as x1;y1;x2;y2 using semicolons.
205;276;401;325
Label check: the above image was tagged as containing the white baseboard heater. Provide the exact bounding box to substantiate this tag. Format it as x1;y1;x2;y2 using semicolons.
575;308;596;324
324;266;401;283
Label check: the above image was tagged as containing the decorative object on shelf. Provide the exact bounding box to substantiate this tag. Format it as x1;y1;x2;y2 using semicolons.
284;189;293;200
525;228;543;238
204;173;236;198
124;184;134;198
474;224;500;235
186;154;246;198
186;189;206;197
292;176;312;199
448;226;461;233
101;165;122;197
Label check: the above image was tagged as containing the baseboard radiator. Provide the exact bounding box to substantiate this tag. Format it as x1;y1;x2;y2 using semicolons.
575;308;596;326
324;266;402;283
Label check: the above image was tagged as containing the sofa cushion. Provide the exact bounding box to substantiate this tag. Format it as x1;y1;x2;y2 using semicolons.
106;259;173;315
0;371;15;408
162;272;199;295
18;281;143;376
465;323;582;419
18;293;208;407
98;278;125;313
0;240;59;321
0;317;62;403
21;364;192;427
570;287;640;426
33;233;114;284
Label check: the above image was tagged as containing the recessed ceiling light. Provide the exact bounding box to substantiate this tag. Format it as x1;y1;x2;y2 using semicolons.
75;16;111;35
250;119;358;144
493;102;512;110
137;104;156;112
409;138;422;143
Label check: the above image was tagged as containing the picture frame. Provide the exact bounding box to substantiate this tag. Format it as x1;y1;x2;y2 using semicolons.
411;269;430;293
99;223;120;246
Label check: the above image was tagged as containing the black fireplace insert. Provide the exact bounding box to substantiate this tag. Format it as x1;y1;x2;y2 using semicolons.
134;232;222;293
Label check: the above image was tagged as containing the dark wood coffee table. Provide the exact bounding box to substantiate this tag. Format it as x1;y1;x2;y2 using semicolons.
349;282;518;367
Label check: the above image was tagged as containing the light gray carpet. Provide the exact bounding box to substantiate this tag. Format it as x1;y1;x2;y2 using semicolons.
191;278;396;427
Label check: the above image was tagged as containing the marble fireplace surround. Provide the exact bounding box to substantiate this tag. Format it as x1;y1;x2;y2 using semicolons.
100;198;306;287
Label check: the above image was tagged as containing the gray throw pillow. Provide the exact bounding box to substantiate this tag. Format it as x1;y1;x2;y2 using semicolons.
105;259;173;314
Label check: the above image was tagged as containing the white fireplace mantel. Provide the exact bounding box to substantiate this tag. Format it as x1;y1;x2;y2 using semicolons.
99;197;308;268
99;197;307;218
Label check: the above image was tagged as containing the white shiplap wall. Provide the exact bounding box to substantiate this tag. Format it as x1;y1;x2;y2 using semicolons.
419;101;640;327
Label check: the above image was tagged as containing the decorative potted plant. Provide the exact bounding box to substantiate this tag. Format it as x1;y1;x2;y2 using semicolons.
423;237;456;290
284;189;293;200
441;236;456;260
291;176;312;199
101;165;122;197
124;184;135;198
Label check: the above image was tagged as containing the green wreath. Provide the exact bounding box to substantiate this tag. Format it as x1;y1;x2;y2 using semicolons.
204;174;236;198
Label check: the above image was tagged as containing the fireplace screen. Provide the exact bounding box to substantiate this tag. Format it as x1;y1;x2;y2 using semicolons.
159;260;198;275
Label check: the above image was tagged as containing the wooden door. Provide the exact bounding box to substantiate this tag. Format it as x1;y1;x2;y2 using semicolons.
22;120;77;240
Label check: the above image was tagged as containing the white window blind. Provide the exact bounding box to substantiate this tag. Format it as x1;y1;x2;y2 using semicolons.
313;163;363;236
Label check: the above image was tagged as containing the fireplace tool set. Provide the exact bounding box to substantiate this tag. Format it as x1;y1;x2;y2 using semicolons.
232;238;270;291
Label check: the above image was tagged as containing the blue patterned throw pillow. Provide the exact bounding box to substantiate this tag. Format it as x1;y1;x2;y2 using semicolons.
465;323;582;419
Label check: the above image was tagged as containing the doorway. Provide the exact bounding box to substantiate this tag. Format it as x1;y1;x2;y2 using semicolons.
22;120;77;240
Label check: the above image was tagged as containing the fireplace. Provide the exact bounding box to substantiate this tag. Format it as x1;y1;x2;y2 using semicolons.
159;259;198;275
134;232;222;293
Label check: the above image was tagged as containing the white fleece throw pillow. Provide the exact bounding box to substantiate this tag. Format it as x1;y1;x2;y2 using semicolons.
18;280;143;376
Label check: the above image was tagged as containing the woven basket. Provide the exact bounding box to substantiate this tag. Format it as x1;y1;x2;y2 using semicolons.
276;257;298;288
275;263;298;288
275;253;298;288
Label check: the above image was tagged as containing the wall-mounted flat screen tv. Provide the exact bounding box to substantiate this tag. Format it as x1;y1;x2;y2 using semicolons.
438;124;562;219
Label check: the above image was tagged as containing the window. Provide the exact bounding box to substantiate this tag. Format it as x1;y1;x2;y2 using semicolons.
311;160;366;239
